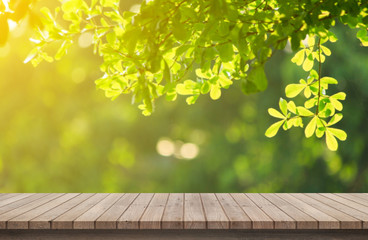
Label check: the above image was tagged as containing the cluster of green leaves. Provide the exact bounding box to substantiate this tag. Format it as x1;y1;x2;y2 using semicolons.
25;0;368;150
266;36;347;151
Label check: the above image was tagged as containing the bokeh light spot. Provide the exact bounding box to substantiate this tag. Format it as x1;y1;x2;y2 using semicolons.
156;138;175;157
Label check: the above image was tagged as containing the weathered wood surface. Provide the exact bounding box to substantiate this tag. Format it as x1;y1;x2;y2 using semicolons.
0;193;368;230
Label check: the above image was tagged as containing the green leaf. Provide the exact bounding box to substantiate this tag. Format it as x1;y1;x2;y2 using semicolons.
316;127;325;138
265;120;285;138
210;85;221;100
242;65;267;94
287;101;297;113
302;54;314;71
55;40;73;60
328;113;343;126
325;131;338;151
279;98;288;116
268;108;285;119
328;128;347;141
331;92;346;100
320;77;338;84
285;84;305;98
297;106;313;116
330;98;343;111
321;45;331;56
217;43;233;62
291;49;305;66
200;81;211;94
305;116;317;138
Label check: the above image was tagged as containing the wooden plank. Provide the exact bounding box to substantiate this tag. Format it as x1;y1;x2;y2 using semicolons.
216;193;251;229
117;193;154;229
292;194;361;229
349;194;368;202
96;193;138;229
323;194;368;216
140;193;169;229
276;193;339;229
0;194;49;216
308;193;368;229
52;193;109;229
30;193;94;229
231;193;273;229
7;194;79;229
200;193;229;229
246;193;296;229
0;193;63;229
0;194;19;201
161;193;184;229
0;194;34;208
184;193;206;229
73;193;122;229
262;194;317;229
335;194;368;207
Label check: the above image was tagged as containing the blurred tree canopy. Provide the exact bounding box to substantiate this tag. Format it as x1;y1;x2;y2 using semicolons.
0;0;368;192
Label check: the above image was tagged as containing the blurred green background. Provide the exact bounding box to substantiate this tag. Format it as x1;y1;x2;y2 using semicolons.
1;1;368;193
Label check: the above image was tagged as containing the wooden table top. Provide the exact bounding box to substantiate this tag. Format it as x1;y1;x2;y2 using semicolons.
0;193;368;230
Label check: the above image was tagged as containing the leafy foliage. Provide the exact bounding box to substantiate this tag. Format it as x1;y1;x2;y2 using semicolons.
20;0;368;150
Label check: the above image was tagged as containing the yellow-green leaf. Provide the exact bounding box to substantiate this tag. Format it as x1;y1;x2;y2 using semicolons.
210;85;221;100
328;128;347;141
327;113;343;126
291;49;305;66
297;106;313;116
268;108;285;119
326;131;338;151
265;120;285;138
279;98;288;115
305;116;317;138
303;55;314;71
285;84;305;98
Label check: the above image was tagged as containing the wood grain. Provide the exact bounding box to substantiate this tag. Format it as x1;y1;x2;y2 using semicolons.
276;193;340;229
96;193;138;229
184;193;206;229
262;193;318;229
162;193;184;229
292;194;361;229
52;193;108;229
117;193;154;229
216;193;251;229
231;193;273;229
30;193;94;229
140;193;169;229
200;193;229;229
73;193;122;229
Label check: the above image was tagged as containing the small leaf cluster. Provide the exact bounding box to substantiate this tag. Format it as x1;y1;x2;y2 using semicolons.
266;36;347;151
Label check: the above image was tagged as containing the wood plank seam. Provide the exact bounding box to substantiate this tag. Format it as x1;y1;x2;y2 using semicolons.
213;193;231;228
244;194;275;229
158;193;171;229
93;194;124;229
227;193;253;229
28;193;82;225
259;194;298;228
114;193;139;229
198;194;208;229
136;193;155;229
5;193;65;229
292;194;361;229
